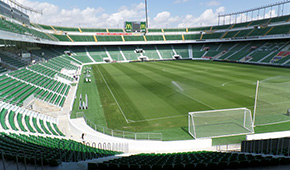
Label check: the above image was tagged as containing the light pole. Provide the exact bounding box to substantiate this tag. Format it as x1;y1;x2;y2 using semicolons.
145;0;148;30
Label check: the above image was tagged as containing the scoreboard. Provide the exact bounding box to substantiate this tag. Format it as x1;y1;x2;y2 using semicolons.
125;21;146;33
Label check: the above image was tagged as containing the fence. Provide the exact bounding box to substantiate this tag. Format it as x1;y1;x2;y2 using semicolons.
75;112;163;141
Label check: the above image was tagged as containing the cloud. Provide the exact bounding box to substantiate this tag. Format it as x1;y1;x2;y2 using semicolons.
176;7;225;28
148;7;225;28
149;11;180;28
14;0;227;29
16;0;145;28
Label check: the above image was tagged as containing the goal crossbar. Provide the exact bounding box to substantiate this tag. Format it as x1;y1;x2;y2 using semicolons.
189;107;249;114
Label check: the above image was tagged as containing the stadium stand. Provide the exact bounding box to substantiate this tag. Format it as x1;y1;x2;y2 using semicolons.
21;40;290;67
8;11;290;66
86;46;109;62
0;132;119;167
88;151;290;170
0;50;27;69
14;14;286;43
0;11;289;49
241;137;290;156
0;100;61;134
0;1;290;169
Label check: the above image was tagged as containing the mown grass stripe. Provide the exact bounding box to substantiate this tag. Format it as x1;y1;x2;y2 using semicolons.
133;62;254;108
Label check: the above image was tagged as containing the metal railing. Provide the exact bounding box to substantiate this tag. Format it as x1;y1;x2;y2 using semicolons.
75;112;162;141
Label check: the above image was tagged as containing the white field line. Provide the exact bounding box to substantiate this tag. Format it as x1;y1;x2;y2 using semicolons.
178;91;216;110
128;100;289;124
259;76;290;84
171;81;184;92
127;114;187;123
96;66;129;123
255;119;290;127
222;80;257;87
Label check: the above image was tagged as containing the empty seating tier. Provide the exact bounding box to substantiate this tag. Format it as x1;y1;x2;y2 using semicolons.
88;151;290;170
0;132;120;167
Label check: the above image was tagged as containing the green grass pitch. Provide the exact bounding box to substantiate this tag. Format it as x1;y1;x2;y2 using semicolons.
71;60;290;141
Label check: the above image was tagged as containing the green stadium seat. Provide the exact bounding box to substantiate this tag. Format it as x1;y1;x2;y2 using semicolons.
8;111;18;131
0;132;119;167
0;108;8;130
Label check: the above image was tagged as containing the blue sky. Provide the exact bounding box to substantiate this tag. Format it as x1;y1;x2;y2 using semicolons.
15;0;289;28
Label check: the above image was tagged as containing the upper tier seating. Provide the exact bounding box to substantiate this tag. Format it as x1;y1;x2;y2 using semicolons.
13;14;286;43
0;14;288;44
0;18;53;40
36;14;290;34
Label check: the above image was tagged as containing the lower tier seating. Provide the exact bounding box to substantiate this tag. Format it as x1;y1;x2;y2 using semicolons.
242;137;290;156
0;132;120;167
0;101;64;137
88;151;290;170
31;40;290;68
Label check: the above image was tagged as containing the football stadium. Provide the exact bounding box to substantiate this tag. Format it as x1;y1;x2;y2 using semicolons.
0;0;290;169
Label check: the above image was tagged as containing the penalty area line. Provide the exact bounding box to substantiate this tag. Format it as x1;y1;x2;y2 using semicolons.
178;91;216;110
127;115;187;123
97;66;130;123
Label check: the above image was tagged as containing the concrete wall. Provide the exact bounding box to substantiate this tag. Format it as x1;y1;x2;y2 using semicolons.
247;130;290;140
68;117;212;153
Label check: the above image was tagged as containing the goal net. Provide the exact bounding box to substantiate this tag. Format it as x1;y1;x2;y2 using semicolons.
188;108;254;139
253;78;290;126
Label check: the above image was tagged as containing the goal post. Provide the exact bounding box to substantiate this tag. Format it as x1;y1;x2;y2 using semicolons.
253;77;290;126
188;108;254;139
188;113;197;139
